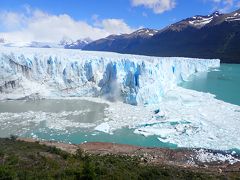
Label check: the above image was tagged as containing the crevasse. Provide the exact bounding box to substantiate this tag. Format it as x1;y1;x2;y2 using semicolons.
0;47;220;104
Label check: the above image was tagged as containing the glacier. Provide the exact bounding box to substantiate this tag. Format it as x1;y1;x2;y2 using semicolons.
0;47;219;104
1;47;240;150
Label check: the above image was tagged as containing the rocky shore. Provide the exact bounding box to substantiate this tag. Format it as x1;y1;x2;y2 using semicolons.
18;138;240;176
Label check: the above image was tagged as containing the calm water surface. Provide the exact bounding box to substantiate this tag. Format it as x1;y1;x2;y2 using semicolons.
181;63;240;106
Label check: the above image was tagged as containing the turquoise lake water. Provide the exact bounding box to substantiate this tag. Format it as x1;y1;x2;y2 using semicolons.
0;100;176;148
0;63;239;149
181;63;240;106
26;128;177;148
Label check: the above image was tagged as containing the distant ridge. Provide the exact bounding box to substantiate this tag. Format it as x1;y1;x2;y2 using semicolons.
83;9;240;63
64;38;92;49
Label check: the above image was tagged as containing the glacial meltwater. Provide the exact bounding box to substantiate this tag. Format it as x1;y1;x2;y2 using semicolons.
181;64;240;106
0;99;176;148
0;63;239;150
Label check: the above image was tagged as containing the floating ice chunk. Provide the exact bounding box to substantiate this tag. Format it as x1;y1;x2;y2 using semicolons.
195;149;240;165
95;122;111;134
134;127;176;137
0;110;97;136
95;86;240;150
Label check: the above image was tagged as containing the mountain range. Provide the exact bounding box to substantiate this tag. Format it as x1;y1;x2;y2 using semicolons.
64;38;92;49
83;9;240;63
0;39;92;50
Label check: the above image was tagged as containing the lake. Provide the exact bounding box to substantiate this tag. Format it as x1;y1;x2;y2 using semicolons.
181;64;240;106
0;99;176;148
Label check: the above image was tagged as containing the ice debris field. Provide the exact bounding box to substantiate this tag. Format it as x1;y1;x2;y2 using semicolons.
0;47;240;150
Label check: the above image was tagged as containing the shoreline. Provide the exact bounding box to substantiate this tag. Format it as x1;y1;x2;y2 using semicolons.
18;137;240;174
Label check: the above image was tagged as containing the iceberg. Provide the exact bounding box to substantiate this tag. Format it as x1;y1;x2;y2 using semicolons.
0;47;220;104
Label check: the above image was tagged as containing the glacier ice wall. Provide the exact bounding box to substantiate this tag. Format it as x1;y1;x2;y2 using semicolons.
0;47;220;104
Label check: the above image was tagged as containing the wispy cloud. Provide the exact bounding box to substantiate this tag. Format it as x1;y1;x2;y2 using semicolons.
131;0;176;14
237;1;240;7
207;0;240;12
0;6;136;43
91;14;134;35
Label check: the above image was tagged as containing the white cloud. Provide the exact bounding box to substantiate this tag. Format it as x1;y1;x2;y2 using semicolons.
131;0;176;14
142;12;148;17
91;15;134;35
208;0;240;12
101;19;134;34
0;7;136;43
0;11;27;31
237;1;240;7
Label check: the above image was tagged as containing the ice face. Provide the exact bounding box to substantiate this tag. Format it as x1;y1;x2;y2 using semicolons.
0;47;220;104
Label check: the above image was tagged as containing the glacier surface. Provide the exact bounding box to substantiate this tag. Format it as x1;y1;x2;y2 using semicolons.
1;47;240;150
0;47;219;104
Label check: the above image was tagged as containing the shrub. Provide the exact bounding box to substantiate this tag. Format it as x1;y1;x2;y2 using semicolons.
0;166;15;180
9;135;18;141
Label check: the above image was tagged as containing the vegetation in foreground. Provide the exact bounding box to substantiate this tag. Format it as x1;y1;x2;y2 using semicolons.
0;137;238;180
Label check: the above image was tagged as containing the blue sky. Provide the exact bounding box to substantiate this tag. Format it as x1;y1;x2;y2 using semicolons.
0;0;239;43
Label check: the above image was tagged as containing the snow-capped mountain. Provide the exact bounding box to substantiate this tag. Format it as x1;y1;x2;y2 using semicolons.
167;11;223;31
0;38;4;43
59;37;74;46
102;28;159;40
83;28;159;53
83;9;240;63
188;11;222;27
64;38;92;49
28;41;58;48
125;28;159;37
1;41;63;48
225;10;240;21
167;9;240;31
0;37;91;49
